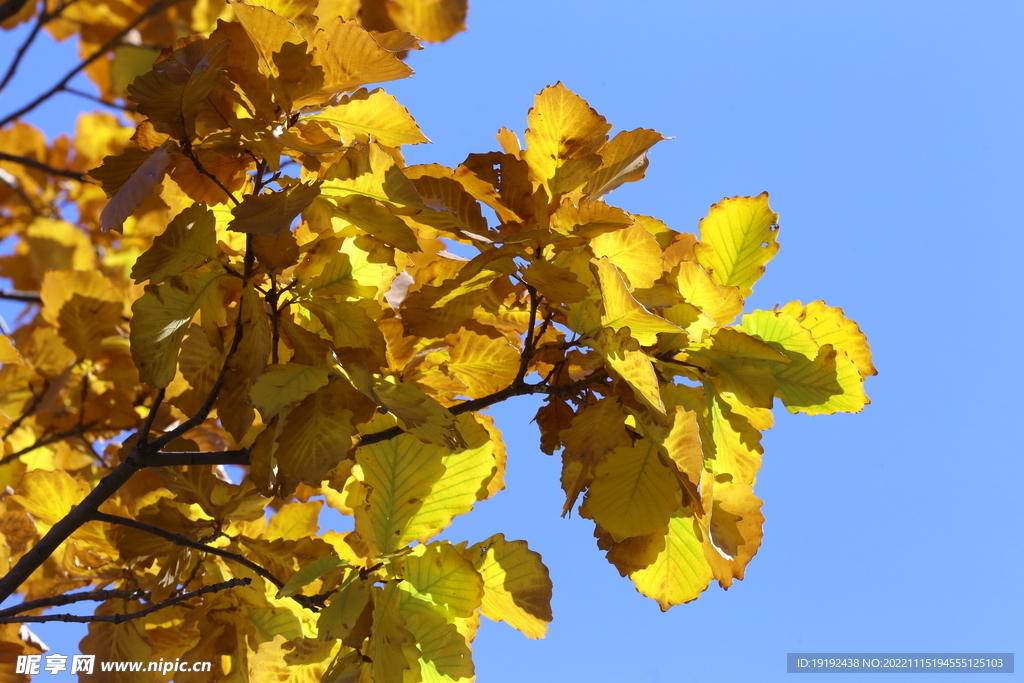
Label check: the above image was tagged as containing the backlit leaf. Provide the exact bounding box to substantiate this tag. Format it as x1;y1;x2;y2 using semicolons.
464;534;552;639
694;193;780;298
129;268;224;387
131;203;220;283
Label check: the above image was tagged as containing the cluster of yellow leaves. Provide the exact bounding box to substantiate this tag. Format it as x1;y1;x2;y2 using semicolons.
0;0;873;680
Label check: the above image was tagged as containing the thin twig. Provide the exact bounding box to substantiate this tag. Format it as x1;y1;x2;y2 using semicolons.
0;423;91;467
0;0;185;129
136;387;164;447
92;512;284;589
0;169;42;216
0;578;251;624
0;4;46;96
0;152;84;181
0;588;148;618
0;288;41;303
183;147;240;206
62;86;136;113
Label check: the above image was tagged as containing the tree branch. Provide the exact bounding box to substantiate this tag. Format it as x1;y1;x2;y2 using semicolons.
0;2;46;96
91;512;284;590
0;578;251;624
0;288;41;303
63;86;136;113
0;588;148;618
0;152;85;181
0;0;185;129
0;423;92;467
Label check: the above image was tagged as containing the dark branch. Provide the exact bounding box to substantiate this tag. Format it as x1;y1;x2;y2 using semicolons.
0;424;91;467
0;578;251;624
63;86;137;113
0;0;186;129
0;588;148;618
0;288;41;303
91;512;285;590
0;152;85;181
0;3;45;96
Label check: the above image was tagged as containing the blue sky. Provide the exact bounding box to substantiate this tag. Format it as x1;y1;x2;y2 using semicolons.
1;1;1021;681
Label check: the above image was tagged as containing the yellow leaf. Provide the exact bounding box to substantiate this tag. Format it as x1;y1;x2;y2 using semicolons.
739;308;868;414
445;328;519;398
694;193;780;298
318;143;427;210
372;376;465;448
662;406;704;509
522;259;589;304
594;257;682;346
780;300;877;378
629;506;713;610
0;335;21;364
220;285;273;440
380;0;468;43
39;269;121;326
705;392;762;485
550;197;632;237
247;634;338;683
305;17;414;102
464;534;552;639
131;203;221;283
248;607;304;645
270;384;358;491
267;500;322;540
770;344;869;415
402;541;483;619
403;414;501;544
327;194;420;252
230;1;305;77
398;602;474;682
318;577;372;641
523;83;611;195
56;293;124;360
305;88;429;147
301;298;386;362
591;327;665;415
738;309;819;359
354;428;446;555
10;469;89;527
96;142;171;233
129;269;224;387
701;479;764;589
229;182;322;234
590;219;663;289
127;40;229;141
673;261;744;326
80;600;155;683
585;128;666;199
558;397;630;514
250;363;331;422
368;582;419;683
580;438;679;542
277;555;349;600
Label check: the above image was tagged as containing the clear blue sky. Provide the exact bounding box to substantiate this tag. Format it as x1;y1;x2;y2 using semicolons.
1;1;1021;681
